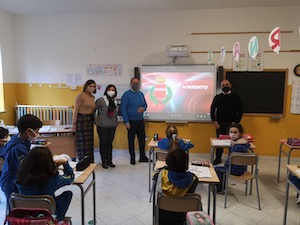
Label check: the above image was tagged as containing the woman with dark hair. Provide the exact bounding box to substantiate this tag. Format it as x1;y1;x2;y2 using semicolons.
94;84;119;169
16;147;74;222
72;79;96;162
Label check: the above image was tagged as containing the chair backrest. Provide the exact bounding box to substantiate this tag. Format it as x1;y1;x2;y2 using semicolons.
156;150;168;161
158;192;202;212
229;152;258;167
10;193;56;214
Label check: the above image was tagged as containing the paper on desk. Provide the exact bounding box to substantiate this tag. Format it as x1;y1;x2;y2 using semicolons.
58;170;84;180
7;126;19;135
74;171;84;180
296;169;300;174
39;125;51;132
212;139;231;146
189;165;212;178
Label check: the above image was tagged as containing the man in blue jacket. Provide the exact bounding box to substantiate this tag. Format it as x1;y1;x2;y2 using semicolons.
0;114;42;206
121;77;148;165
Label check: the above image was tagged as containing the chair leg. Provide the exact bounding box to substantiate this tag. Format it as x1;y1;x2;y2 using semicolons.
255;177;261;210
245;181;248;196
224;172;229;208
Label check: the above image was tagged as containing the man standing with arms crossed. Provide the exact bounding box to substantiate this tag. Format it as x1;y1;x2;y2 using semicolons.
121;77;149;165
210;79;243;165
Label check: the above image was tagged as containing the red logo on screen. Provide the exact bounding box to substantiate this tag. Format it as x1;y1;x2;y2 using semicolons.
155;84;167;99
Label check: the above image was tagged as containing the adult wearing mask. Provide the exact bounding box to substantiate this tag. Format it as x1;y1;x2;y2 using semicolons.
121;77;148;165
72;79;96;163
210;79;243;165
94;84;119;169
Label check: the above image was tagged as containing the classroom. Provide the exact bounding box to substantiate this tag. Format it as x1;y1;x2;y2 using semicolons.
0;1;300;224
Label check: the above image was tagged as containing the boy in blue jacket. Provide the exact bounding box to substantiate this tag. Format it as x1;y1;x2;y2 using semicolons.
0;114;42;205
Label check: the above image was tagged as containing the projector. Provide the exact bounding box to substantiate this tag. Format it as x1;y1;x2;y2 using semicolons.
167;44;190;57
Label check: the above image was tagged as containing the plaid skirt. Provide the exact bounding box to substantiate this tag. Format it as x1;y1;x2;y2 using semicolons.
75;113;94;162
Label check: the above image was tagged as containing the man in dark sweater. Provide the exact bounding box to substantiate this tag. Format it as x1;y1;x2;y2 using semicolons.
210;79;243;165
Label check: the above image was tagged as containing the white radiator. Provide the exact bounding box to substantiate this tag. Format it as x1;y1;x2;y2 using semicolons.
16;105;73;125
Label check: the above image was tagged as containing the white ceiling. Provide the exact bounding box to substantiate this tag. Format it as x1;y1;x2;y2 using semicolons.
0;0;299;15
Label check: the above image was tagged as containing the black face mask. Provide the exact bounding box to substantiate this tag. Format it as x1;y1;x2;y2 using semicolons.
131;83;139;91
222;86;230;93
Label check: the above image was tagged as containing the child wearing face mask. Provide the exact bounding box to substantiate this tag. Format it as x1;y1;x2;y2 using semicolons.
158;125;194;152
0;127;10;159
94;84;119;169
0;114;43;209
214;123;250;193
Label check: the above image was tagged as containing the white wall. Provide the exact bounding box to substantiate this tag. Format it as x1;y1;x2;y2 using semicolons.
0;9;17;82
4;6;300;85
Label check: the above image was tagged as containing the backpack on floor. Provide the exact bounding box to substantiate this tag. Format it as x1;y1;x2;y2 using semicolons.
4;207;54;225
186;211;214;225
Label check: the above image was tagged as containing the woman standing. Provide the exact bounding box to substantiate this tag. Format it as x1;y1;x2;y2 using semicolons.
72;79;96;163
94;84;119;169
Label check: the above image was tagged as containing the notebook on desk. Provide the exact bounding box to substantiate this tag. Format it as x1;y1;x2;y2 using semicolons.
189;165;212;178
211;139;231;146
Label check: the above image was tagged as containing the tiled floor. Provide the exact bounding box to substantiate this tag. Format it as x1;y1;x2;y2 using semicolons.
1;149;300;225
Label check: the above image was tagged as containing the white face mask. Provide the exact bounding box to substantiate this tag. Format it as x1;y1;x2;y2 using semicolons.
28;129;40;141
229;132;239;141
107;91;115;97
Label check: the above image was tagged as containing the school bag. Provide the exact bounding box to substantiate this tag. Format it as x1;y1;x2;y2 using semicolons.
4;207;54;225
186;211;214;225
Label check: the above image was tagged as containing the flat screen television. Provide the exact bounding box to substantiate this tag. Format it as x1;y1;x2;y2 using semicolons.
140;64;216;122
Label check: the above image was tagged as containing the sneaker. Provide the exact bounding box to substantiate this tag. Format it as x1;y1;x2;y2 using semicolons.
213;157;222;165
297;195;300;205
107;162;116;167
139;156;149;162
102;162;108;169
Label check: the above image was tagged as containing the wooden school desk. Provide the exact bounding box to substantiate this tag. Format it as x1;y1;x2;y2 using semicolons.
6;125;76;158
73;163;97;225
283;164;300;225
148;138;160;192
154;161;220;224
277;139;300;183
210;138;256;163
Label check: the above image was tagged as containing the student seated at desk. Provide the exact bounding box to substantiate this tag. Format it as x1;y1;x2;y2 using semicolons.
1;114;43;206
16;147;74;222
0;127;9;159
158;125;194;151
154;148;199;225
214;123;250;193
288;173;300;205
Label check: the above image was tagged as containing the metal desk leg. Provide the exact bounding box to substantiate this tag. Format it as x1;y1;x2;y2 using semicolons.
210;147;215;163
207;185;211;215
74;171;96;225
207;184;217;224
148;147;154;192
283;178;290;225
92;172;96;223
277;142;284;183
